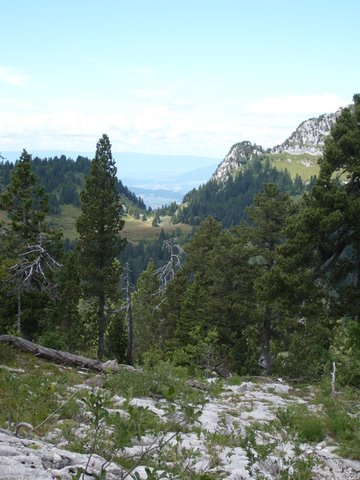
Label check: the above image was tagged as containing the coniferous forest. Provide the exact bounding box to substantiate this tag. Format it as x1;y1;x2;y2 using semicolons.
0;96;360;390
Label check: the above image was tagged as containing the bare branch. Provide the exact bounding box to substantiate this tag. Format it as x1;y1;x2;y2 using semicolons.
155;238;184;291
10;233;62;295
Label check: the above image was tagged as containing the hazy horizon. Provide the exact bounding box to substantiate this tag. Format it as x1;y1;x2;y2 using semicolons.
1;0;359;164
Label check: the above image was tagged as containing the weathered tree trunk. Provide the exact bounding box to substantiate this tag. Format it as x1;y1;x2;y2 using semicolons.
97;291;106;360
0;335;105;371
259;305;272;375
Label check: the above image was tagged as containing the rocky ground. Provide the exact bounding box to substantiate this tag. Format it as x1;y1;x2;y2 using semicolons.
1;369;360;480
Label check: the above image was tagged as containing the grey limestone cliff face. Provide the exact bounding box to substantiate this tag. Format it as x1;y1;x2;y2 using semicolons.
212;141;264;183
271;110;340;156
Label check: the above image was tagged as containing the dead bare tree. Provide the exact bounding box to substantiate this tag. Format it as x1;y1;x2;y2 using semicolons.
10;234;62;334
155;238;184;291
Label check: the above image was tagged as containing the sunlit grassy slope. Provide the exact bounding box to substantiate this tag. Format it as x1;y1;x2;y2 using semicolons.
47;205;81;241
122;215;192;242
267;152;320;181
47;206;192;242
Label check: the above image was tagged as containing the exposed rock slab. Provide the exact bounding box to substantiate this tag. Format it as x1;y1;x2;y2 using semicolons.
0;431;124;480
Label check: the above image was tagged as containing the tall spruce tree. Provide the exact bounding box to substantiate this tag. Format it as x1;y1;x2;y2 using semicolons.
76;134;125;359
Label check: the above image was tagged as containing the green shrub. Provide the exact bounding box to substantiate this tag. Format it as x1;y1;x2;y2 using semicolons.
106;360;189;399
276;405;325;443
330;319;360;388
295;415;325;443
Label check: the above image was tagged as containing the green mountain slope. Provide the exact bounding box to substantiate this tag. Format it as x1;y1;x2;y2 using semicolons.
171;108;343;227
173;157;311;228
267;152;319;181
0;154;156;241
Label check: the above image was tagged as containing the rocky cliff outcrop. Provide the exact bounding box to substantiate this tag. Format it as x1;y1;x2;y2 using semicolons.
212;141;264;183
271;110;340;156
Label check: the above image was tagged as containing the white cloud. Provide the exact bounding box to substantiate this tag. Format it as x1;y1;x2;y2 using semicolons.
0;107;130;151
0;66;28;87
0;91;349;157
247;94;345;115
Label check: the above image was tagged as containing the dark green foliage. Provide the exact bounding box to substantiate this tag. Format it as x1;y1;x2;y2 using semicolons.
0;153;146;212
283;95;360;351
120;228;191;283
0;150;48;240
37;251;82;351
277;405;325;443
175;278;209;345
1;95;360;388
105;310;127;363
152;213;160;227
132;260;161;362
330;319;360;387
0;152;63;338
160;216;259;373
174;158;304;227
265;95;360;382
241;185;293;374
76;134;125;359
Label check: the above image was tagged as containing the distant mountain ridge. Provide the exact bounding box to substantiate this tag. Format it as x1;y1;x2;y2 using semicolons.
212;107;342;184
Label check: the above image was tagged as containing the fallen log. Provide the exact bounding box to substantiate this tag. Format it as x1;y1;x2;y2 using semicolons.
0;335;120;373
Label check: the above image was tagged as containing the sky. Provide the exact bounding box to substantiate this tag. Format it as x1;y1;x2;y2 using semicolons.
1;0;359;160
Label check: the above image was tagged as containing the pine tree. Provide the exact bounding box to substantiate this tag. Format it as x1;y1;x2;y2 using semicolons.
132;260;160;363
0;149;48;241
276;94;360;382
316;94;360;319
245;184;293;374
285;94;360;322
76;134;125;359
0;150;61;337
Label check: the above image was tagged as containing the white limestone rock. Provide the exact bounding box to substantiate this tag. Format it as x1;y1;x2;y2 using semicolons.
0;431;124;480
271;109;341;156
212;141;264;183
